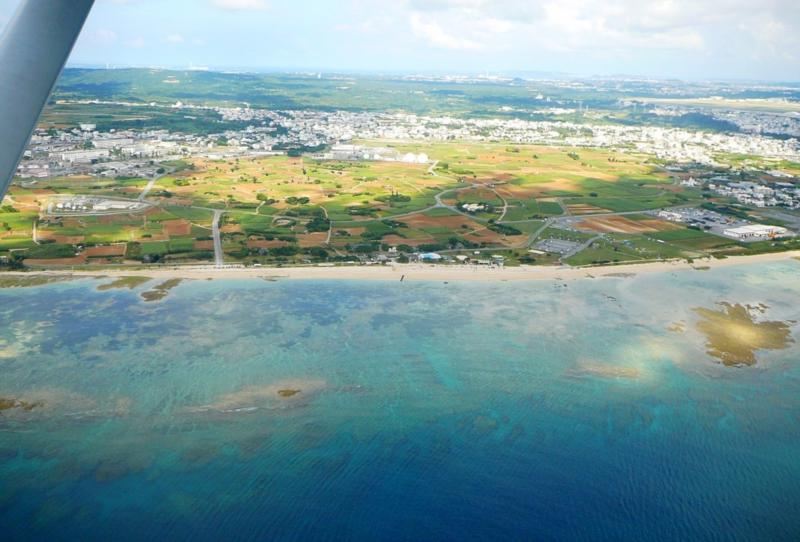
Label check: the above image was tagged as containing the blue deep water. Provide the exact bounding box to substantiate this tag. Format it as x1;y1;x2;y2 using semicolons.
1;261;799;541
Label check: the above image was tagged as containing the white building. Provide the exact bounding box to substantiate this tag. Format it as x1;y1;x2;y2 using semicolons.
401;152;429;164
93;138;135;149
59;149;111;163
462;203;486;213
680;177;699;188
723;224;789;241
658;210;684;222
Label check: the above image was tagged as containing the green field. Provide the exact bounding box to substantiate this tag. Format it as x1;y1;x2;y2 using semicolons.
44;69;800;130
4;140;797;269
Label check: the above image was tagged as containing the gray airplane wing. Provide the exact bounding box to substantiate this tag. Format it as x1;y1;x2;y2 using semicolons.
0;0;95;200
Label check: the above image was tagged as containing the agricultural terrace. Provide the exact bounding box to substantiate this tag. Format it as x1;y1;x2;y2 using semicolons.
157;155;441;219
2;141;769;268
374;141;686;216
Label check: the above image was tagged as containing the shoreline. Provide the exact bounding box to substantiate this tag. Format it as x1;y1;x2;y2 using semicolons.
3;251;799;284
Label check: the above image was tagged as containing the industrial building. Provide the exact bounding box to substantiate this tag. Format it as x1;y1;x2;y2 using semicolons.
723;224;790;241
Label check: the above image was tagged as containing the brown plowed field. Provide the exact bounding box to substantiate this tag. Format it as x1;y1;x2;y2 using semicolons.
576;216;683;234
247;239;291;249
162;219;192;237
84;245;127;257
567;204;611;215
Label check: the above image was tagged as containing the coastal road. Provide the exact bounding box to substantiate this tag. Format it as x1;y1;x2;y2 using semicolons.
212;209;224;268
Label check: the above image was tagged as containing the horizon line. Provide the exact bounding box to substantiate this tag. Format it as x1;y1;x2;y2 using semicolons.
63;64;800;86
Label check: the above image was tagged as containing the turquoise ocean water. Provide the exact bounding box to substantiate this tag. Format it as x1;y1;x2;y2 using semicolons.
1;261;799;541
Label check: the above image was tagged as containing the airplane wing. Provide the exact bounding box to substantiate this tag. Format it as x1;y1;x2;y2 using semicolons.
0;0;95;199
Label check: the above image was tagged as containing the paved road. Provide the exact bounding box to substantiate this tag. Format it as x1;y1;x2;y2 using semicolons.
496;191;509;222
320;206;345;255
138;178;157;201
524;218;556;248
561;234;603;261
321;206;333;245
139;167;175;201
212;209;224;268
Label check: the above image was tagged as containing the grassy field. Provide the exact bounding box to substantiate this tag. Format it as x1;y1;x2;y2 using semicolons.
46;69;800;129
632;97;800;114
6;141;792;268
379;141;685;212
156;155;440;216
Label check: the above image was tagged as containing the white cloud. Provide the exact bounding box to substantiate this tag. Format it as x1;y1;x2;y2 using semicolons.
60;0;800;79
125;36;146;48
95;29;118;43
399;0;798;56
211;0;268;10
536;1;706;53
409;12;482;50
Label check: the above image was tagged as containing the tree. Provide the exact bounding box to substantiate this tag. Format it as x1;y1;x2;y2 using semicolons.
306;216;331;233
256;193;276;204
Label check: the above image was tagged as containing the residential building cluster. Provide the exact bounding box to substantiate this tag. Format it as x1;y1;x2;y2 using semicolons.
16;102;800;183
314;144;428;164
656;208;794;242
650;104;800;138
707;178;800;209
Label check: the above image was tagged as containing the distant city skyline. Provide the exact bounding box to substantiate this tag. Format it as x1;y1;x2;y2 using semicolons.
1;0;799;81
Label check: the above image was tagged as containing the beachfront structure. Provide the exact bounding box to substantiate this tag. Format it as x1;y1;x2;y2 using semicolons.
420;253;443;262
723;224;790;241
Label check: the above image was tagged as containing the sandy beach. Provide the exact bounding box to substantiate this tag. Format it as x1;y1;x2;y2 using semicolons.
5;250;799;284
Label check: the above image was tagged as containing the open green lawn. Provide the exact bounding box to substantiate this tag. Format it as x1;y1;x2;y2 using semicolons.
650;229;739;251
565;241;645;266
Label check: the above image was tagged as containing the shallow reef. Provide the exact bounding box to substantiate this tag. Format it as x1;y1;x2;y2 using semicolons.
693;302;794;366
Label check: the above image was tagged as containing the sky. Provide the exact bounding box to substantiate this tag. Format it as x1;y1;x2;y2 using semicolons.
1;0;798;81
